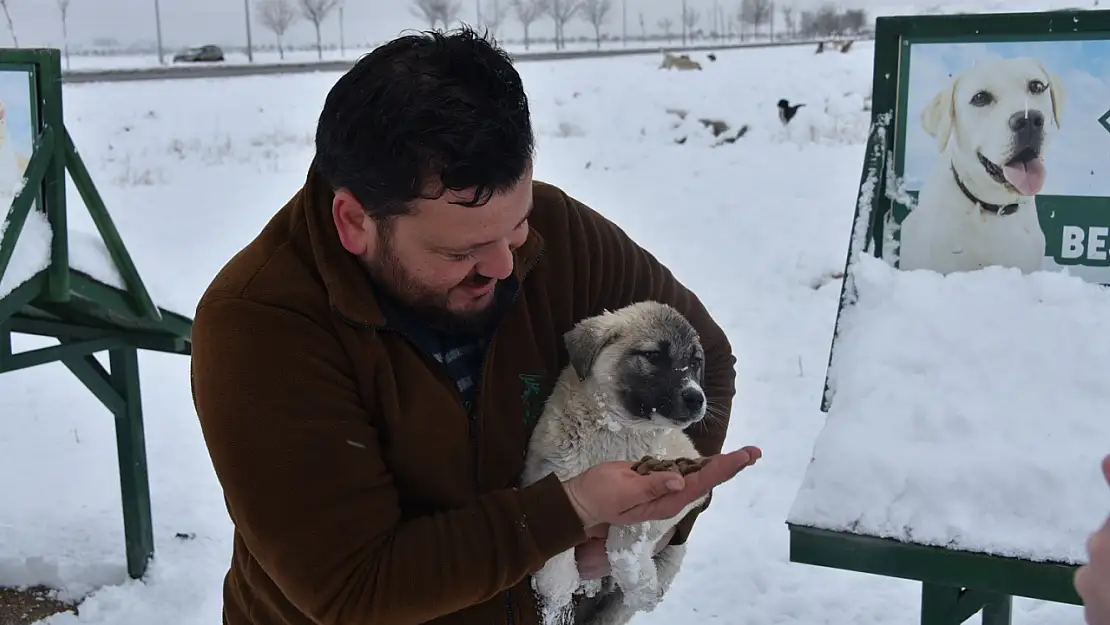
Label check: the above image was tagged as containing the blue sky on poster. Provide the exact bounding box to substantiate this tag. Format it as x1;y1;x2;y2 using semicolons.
0;70;33;163
901;39;1110;198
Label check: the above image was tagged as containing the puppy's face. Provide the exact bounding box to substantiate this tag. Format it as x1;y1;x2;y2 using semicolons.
564;301;707;430
921;57;1067;198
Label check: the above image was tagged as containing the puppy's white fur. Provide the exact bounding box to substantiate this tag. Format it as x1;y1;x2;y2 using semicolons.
898;57;1066;274
521;301;708;625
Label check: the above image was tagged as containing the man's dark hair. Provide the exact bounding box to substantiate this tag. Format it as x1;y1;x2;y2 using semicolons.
313;26;534;220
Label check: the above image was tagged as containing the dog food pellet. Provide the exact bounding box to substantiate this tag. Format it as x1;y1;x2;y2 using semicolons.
631;455;710;476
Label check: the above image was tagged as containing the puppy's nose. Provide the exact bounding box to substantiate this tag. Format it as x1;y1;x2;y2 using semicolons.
1009;110;1045;133
680;388;705;412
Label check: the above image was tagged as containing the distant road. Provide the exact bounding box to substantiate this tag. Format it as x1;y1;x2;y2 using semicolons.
61;37;872;85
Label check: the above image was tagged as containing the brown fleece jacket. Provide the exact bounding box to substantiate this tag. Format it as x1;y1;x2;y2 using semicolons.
189;161;736;625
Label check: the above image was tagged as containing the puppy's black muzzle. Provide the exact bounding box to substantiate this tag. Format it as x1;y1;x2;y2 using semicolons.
1009;110;1045;153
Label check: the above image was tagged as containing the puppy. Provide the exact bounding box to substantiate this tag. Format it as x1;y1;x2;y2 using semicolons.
521;301;709;625
898;57;1066;274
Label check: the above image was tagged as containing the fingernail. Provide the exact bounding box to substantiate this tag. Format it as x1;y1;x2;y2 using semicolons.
666;478;683;491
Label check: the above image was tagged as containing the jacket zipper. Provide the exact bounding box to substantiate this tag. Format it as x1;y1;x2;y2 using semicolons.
334;245;547;625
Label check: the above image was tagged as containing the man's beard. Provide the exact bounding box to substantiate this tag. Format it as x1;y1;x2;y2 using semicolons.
365;234;500;336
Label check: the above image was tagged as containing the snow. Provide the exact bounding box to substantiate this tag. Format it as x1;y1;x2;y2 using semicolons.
0;207;133;302
788;255;1110;565
0;35;1094;625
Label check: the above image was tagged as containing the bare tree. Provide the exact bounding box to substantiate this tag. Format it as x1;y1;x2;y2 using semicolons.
257;0;298;59
638;11;646;41
412;0;462;29
657;17;674;42
681;3;699;44
798;3;853;37
547;0;581;50
780;4;795;38
0;0;16;47
299;0;339;59
578;0;612;48
57;0;71;69
511;0;546;49
482;0;511;37
840;8;868;33
740;0;772;37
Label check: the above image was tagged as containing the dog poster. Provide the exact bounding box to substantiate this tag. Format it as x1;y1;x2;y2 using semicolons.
883;39;1110;283
0;67;35;212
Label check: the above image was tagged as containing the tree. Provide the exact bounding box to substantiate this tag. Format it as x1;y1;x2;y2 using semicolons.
740;0;772;38
412;0;462;29
681;3;699;45
0;0;16;48
780;4;795;38
57;0;71;69
638;11;646;41
482;0;510;38
510;0;546;49
578;0;612;48
299;0;339;59
257;0;298;59
840;8;868;34
657;16;674;42
546;0;580;50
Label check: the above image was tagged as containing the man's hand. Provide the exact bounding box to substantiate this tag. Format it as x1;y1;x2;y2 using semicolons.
575;525;676;580
562;446;762;529
1076;455;1110;625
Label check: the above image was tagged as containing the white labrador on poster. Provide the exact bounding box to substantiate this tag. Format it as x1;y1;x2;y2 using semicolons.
897;57;1067;274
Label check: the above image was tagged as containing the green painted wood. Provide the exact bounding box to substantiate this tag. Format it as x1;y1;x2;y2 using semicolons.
0;335;130;373
0;46;193;583
0;128;53;285
37;50;69;304
61;352;124;417
109;347;153;579
63;128;161;323
789;525;1082;606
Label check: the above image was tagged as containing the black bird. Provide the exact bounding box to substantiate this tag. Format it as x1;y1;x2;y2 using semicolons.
777;99;806;125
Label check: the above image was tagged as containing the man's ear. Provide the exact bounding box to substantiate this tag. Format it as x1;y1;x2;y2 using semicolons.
564;314;619;381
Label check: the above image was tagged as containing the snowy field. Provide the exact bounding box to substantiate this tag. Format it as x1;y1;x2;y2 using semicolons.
0;37;1096;625
60;38;776;71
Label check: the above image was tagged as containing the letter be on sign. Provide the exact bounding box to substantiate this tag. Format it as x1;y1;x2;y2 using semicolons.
1062;225;1110;261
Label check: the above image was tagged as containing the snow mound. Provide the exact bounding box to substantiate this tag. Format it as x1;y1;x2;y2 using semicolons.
789;254;1110;564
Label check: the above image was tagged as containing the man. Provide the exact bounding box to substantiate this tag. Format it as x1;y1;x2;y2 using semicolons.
190;26;759;625
1077;455;1110;625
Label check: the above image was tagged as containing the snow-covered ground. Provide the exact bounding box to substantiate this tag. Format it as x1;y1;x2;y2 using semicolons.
60;38;785;72
0;37;1096;625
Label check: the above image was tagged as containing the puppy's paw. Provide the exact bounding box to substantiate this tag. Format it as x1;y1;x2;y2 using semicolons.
532;549;580;619
579;578;604;598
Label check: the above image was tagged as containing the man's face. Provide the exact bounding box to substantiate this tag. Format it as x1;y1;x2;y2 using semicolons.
332;166;534;335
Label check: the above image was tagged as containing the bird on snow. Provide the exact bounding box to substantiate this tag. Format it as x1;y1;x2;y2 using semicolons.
777;98;806;126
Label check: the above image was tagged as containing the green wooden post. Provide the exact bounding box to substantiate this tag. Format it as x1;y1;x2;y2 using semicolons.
38;49;69;304
981;596;1013;625
110;347;154;580
921;584;962;625
0;47;193;584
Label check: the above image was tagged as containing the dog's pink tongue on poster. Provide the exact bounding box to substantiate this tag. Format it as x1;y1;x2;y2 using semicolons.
1003;157;1046;195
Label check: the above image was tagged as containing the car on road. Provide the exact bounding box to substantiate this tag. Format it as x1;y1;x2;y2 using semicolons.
173;45;225;63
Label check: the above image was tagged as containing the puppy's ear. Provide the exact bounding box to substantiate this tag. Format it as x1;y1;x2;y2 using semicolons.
921;78;957;153
1041;64;1067;128
564;316;619;382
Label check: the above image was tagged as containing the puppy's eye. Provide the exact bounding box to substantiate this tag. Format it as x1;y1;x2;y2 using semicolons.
1028;80;1048;94
970;91;993;107
637;350;663;365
